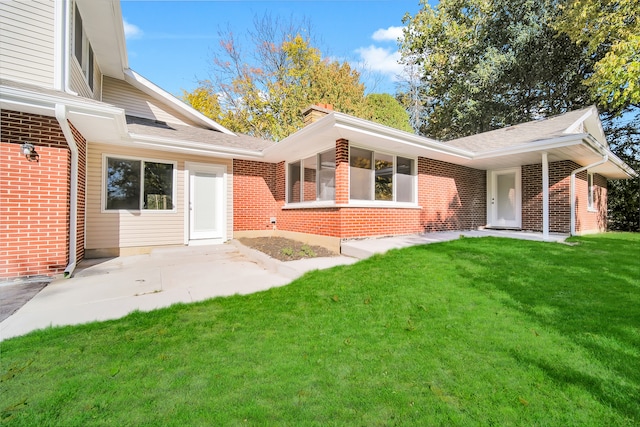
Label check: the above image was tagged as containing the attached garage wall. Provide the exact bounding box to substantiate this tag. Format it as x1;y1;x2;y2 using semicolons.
86;143;232;255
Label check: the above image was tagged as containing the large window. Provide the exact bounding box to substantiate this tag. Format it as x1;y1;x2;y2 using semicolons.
74;4;94;91
106;157;175;210
287;149;335;203
350;147;415;203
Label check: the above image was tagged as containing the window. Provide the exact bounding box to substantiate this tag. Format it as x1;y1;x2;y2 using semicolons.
349;147;415;203
106;157;175;210
587;172;594;209
74;4;94;91
287;149;336;203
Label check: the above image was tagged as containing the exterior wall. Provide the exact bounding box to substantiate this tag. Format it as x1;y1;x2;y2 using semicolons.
419;158;486;231
86;143;233;253
0;0;55;87
69;57;101;100
102;77;198;126
0;110;71;278
233;149;486;239
575;171;607;234
522;160;607;234
70;121;87;262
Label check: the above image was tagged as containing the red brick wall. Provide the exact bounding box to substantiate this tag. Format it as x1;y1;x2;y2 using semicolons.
522;160;606;233
1;110;72;278
233;147;487;239
575;171;607;233
69;121;86;262
418;158;486;231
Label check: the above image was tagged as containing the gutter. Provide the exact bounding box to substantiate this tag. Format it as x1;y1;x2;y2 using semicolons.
55;104;79;278
570;154;608;235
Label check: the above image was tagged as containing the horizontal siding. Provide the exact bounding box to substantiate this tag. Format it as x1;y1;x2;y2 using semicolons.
86;142;233;250
0;0;54;86
101;77;198;126
68;57;100;100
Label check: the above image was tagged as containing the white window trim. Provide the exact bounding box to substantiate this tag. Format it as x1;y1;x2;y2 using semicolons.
348;144;418;205
286;148;336;204
587;171;596;212
72;3;94;93
101;154;178;213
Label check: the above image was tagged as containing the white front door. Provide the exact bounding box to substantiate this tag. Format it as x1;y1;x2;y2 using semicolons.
187;163;226;242
488;168;521;228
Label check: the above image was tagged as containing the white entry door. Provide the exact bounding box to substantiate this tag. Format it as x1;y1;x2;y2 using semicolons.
488;168;521;228
187;163;226;241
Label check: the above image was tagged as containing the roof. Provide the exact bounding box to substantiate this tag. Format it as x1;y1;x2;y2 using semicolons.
126;116;274;152
444;107;597;152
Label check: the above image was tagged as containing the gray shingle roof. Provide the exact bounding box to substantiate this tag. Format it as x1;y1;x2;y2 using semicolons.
125;116;275;152
444;107;593;152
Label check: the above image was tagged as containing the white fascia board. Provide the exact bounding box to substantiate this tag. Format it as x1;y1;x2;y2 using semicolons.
0;84;124;118
123;69;235;135
109;0;129;71
583;135;638;178
564;106;595;134
262;115;337;161
333;112;474;159
127;133;265;160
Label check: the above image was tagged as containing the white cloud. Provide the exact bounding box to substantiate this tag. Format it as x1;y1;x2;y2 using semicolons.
372;26;405;42
123;19;143;39
355;45;403;78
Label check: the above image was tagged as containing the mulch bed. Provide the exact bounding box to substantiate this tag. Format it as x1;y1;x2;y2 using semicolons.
238;237;338;261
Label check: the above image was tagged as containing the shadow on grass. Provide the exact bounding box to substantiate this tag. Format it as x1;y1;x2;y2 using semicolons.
413;234;640;420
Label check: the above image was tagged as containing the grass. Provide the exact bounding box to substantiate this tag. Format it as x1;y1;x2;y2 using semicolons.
1;233;639;426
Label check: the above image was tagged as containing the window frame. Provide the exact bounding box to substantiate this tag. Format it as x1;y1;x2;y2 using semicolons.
587;171;595;211
348;145;417;205
73;3;94;92
286;148;336;205
102;154;178;213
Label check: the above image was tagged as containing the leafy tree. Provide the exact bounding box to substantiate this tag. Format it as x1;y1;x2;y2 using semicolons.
604;112;640;231
555;0;639;114
361;93;413;132
184;15;365;141
399;0;593;140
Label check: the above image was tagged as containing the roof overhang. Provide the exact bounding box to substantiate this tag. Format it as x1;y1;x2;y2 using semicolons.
75;0;128;79
263;111;636;180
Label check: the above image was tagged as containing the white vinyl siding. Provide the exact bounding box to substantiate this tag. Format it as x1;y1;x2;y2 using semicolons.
0;0;55;87
86;142;233;250
102;77;198;126
69;58;101;100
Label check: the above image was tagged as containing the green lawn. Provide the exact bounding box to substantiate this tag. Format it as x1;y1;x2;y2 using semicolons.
2;233;639;426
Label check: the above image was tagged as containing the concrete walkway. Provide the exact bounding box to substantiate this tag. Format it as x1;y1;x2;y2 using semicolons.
0;230;566;340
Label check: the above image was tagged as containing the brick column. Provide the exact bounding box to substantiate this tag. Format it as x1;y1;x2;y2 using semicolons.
335;139;349;204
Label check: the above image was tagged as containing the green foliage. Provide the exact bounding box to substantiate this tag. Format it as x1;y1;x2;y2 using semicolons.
184;15;367;141
556;0;640;114
362;93;413;132
2;235;639;425
604;111;640;231
400;0;593;140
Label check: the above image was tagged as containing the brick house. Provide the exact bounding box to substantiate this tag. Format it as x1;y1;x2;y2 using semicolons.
1;0;636;280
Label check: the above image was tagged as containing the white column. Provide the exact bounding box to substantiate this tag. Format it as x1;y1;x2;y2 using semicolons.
542;152;549;240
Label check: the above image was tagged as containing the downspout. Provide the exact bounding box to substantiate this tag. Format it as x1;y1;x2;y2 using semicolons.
55;104;79;277
570;155;608;235
62;0;78;96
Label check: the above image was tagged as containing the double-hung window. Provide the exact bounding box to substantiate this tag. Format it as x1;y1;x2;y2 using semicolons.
349;147;415;203
74;4;94;91
287;148;336;203
105;156;175;211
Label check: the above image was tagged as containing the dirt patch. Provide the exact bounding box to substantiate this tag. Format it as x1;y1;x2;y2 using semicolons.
239;237;338;261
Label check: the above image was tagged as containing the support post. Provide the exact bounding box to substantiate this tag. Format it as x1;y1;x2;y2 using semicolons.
542;152;549;240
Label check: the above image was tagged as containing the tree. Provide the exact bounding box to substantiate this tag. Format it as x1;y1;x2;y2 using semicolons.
361;93;413;132
604;112;640;231
399;0;593;140
555;0;639;115
183;15;366;141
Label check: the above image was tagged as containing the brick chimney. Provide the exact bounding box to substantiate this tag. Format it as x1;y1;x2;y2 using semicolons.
302;103;334;126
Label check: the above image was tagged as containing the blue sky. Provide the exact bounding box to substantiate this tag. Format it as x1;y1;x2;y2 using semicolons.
120;0;427;97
